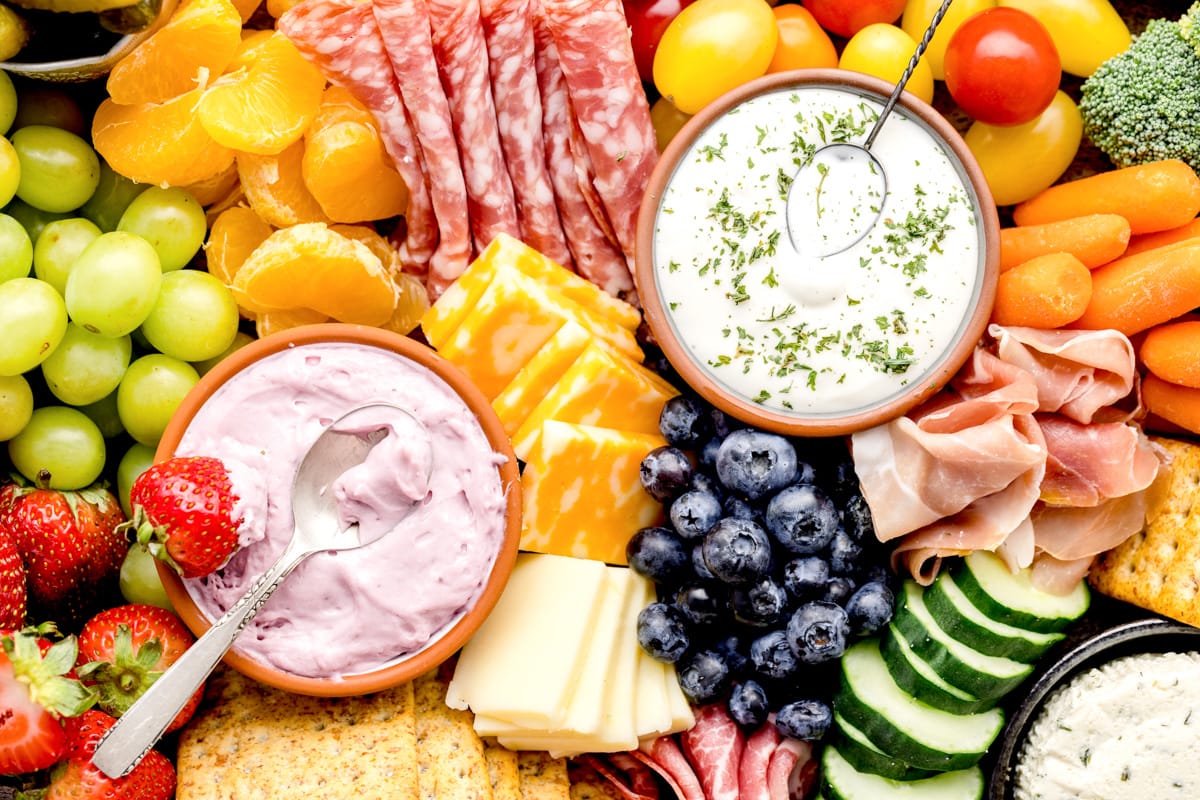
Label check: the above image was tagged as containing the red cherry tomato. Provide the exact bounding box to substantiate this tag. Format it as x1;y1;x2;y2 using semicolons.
624;0;696;83
943;7;1061;127
799;0;907;38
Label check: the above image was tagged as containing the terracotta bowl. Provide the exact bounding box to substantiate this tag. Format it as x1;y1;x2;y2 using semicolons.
154;323;522;697
636;70;1000;437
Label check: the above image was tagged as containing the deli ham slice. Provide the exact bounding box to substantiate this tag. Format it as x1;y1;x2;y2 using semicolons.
766;738;816;800
680;703;744;800
277;0;436;273
637;738;704;800
738;721;780;800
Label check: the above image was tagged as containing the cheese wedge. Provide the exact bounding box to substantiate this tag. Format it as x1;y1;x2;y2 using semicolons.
520;421;667;565
632;577;675;740
492;320;594;438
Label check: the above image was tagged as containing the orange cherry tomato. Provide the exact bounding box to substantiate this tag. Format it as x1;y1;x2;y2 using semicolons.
767;5;838;73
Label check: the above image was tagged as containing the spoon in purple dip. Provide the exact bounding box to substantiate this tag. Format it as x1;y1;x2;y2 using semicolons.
91;402;433;778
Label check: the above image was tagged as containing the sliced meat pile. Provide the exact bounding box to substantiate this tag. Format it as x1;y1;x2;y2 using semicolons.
278;0;654;300
851;323;1164;594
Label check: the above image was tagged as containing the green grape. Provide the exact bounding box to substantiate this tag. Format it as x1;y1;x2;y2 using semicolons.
40;322;132;406
11;88;85;136
193;330;254;376
0;135;19;209
32;216;101;296
117;353;199;447
140;270;239;362
64;231;162;338
0;212;30;281
0;276;67;376
8;405;106;489
5;197;69;244
11;125;101;214
119;542;174;611
0;70;16;136
79;389;125;439
80;159;148;233
116;440;155;518
0;373;33;440
117;186;207;272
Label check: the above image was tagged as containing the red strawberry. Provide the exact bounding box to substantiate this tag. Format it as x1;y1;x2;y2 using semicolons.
76;604;202;734
0;630;96;774
0;484;127;629
127;456;241;579
0;530;26;629
45;709;175;800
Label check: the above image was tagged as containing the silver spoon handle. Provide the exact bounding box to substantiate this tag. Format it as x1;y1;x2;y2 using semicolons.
864;0;954;150
91;540;311;778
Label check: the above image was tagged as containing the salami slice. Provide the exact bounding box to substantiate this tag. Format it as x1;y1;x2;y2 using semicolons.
372;0;472;295
277;0;437;275
539;0;657;266
427;0;520;253
479;0;574;270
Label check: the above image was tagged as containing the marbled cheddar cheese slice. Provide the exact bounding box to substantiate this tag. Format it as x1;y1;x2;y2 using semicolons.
491;320;593;438
521;420;666;565
511;340;678;461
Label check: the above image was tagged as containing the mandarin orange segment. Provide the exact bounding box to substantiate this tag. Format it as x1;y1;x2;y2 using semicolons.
329;223;403;275
233;223;397;325
205;206;274;317
311;85;375;129
197;31;326;156
301;120;409;224
237;141;332;228
92;89;236;187
265;0;299;18
182;160;239;206
230;0;261;21
106;0;242;105
255;307;329;338
378;273;431;336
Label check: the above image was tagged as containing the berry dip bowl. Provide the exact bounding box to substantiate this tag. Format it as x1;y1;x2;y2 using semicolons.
636;70;1000;437
154;323;522;697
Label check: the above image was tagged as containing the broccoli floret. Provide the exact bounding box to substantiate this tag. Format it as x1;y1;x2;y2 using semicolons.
1079;2;1200;171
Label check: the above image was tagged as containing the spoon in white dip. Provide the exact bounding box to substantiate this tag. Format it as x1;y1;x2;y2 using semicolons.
91;403;434;778
784;0;954;259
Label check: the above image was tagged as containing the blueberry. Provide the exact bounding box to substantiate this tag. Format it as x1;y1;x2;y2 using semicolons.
821;455;860;503
727;680;770;728
782;556;830;601
731;577;789;627
659;394;712;448
689;470;725;502
674;583;727;627
822;575;857;606
702;517;774;586
709;634;750;676
669;489;722;540
845;580;895;636
677;649;730;704
749;629;800;679
636;602;691;663
794;460;817;485
721;495;759;522
691;543;716;581
699;437;723;469
715;430;798;501
764;484;840;555
626;526;690;584
785;601;850;665
775;699;833;741
841;493;876;542
708;407;741;438
640;445;693;502
828;528;864;575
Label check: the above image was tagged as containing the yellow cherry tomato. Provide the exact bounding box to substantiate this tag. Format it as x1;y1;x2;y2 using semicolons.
900;0;997;80
650;96;693;153
767;5;838;73
964;90;1083;207
996;0;1130;77
653;0;779;115
838;23;934;105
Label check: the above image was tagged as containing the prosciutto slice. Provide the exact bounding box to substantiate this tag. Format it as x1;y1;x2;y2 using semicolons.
480;0;574;269
766;738;816;800
738;721;780;800
427;0;520;256
637;738;704;800
277;0;436;273
372;0;471;295
1038;415;1162;507
679;703;744;800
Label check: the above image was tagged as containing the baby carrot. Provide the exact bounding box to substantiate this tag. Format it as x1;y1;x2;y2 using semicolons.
1124;216;1200;258
1142;373;1200;436
998;213;1131;271
1140;320;1200;389
990;252;1092;329
1013;159;1200;235
1072;238;1200;335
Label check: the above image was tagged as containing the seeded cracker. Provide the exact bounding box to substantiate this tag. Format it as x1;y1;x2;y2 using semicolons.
175;667;419;800
1089;436;1200;626
485;744;522;800
414;667;493;800
517;751;572;800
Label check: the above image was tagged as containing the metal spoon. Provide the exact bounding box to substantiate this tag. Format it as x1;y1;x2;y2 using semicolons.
785;0;954;258
91;402;434;778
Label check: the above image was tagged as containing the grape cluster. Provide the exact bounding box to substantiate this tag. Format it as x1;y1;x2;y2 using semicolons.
629;393;897;741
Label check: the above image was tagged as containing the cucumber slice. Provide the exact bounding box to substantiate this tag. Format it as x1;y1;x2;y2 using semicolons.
821;744;984;800
880;623;994;715
926;570;1064;661
953;550;1089;633
834;640;1004;773
893;580;1032;700
832;712;938;782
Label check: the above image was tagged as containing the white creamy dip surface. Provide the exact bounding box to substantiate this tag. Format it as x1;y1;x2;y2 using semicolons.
175;342;509;679
1014;650;1200;799
651;85;984;417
